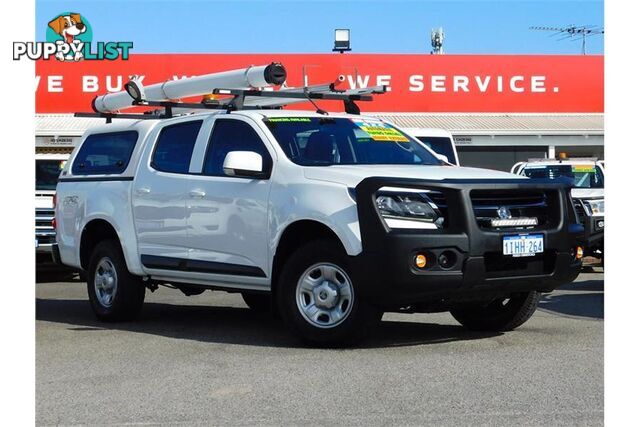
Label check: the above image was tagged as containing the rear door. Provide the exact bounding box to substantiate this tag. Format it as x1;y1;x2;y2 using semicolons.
185;116;275;287
132;118;206;274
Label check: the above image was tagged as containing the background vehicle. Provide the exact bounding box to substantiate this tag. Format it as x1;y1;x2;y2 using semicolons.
512;156;604;261
403;127;459;165
36;153;67;267
55;66;583;346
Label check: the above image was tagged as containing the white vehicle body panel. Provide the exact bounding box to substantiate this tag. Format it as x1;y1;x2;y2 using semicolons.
180;115;274;288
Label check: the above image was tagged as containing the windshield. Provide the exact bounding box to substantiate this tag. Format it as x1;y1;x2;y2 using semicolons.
36;159;66;191
264;117;440;166
416;136;456;164
521;164;604;188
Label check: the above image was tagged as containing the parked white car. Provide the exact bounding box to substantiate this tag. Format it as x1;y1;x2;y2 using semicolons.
36;153;68;266
403;127;459;165
511;157;604;260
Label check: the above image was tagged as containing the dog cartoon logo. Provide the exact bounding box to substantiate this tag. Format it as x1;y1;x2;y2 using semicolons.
46;13;91;61
14;13;131;61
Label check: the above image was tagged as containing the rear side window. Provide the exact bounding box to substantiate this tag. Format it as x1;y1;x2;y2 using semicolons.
151;120;203;174
72;131;138;175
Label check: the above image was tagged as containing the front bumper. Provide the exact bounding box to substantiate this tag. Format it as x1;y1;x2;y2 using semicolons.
351;177;583;308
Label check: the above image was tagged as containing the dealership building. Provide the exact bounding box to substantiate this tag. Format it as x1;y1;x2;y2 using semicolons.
35;54;603;172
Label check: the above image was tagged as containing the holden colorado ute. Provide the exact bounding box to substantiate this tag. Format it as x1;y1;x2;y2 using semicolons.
54;65;583;346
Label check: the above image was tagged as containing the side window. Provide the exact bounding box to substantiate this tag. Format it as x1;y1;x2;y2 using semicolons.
151;120;203;174
72;131;138;175
203;119;272;177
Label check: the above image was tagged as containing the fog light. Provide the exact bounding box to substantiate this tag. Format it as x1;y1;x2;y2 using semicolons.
576;246;584;260
597;220;604;229
414;254;428;269
438;250;457;269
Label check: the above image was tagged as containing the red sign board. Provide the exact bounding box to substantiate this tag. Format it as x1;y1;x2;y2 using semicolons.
35;54;603;113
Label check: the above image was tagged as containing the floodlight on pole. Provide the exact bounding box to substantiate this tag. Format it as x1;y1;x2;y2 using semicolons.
333;29;351;53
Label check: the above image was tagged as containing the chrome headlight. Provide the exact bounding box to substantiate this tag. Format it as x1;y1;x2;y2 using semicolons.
375;191;443;229
584;199;604;216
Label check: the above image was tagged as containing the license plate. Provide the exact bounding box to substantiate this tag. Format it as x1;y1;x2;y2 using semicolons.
503;234;544;257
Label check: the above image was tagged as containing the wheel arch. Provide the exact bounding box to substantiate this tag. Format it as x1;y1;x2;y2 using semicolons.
79;218;125;271
271;220;347;289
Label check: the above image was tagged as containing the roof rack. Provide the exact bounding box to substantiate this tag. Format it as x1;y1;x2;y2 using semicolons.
73;63;387;123
75;85;387;123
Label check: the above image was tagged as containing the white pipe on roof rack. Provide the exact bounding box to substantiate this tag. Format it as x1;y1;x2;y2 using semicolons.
92;62;287;113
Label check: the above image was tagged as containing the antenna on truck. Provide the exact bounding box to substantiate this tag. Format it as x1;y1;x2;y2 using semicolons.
74;63;387;123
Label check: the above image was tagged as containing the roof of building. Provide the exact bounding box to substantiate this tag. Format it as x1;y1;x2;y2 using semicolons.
36;113;604;136
373;113;604;135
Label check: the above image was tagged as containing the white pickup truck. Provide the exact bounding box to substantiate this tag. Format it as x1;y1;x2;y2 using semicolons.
55;66;583;346
512;157;604;261
36;153;68;266
55;109;585;345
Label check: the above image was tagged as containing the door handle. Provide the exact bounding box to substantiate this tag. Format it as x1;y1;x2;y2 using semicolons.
136;187;151;195
189;190;206;198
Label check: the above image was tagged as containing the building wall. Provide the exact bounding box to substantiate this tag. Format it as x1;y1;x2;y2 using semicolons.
452;134;604;171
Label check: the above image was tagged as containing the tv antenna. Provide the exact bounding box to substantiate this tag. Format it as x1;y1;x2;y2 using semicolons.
529;25;604;54
431;27;445;55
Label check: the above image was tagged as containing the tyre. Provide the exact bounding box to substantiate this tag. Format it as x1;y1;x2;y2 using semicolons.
277;239;382;347
87;240;145;321
241;292;271;313
450;291;540;332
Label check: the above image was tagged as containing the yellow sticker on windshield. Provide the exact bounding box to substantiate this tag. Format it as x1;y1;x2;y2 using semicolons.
572;165;595;173
353;120;409;142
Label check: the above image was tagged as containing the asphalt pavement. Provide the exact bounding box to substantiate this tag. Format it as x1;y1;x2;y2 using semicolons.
36;269;603;426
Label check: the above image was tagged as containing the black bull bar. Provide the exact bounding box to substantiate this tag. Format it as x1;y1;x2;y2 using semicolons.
350;177;584;306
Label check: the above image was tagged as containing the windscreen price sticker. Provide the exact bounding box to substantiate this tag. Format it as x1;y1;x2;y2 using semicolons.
572;165;595;173
353;120;409;142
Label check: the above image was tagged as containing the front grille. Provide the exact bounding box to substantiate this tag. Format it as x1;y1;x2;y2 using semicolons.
470;189;552;230
36;208;56;245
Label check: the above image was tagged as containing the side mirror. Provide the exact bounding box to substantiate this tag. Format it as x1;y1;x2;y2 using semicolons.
223;151;264;178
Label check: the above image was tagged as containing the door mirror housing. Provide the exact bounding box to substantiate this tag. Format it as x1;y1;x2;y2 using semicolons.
223;151;265;178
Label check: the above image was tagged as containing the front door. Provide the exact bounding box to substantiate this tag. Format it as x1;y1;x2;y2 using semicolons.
185;116;274;287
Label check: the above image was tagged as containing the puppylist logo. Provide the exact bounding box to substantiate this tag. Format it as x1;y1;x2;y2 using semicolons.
13;12;133;62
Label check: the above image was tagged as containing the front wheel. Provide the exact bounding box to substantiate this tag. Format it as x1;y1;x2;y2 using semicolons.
277;239;382;347
450;291;540;331
87;240;145;321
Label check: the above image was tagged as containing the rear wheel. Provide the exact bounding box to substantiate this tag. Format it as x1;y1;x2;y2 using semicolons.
277;239;382;347
450;291;540;331
87;240;145;321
